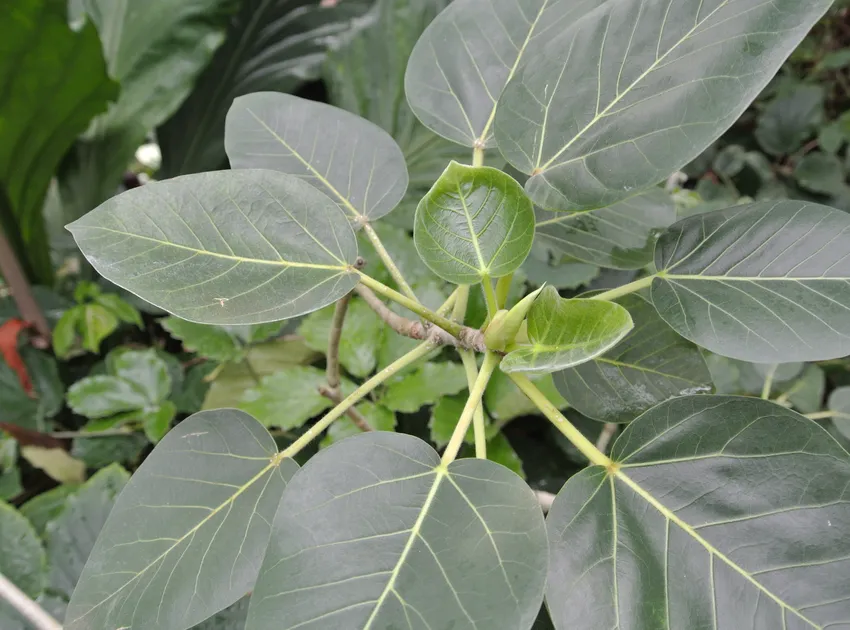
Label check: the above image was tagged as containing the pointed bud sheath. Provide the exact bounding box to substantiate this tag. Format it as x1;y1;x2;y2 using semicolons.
484;286;544;351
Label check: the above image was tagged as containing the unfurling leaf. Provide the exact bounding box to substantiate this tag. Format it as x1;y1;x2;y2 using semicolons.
226;92;409;224
501;287;633;374
495;0;833;211
414;161;534;284
546;396;850;629
652;200;850;362
247;432;547;629
64;410;298;630
67;169;359;325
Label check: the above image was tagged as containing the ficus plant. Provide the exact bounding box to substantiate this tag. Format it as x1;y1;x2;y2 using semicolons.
57;0;850;628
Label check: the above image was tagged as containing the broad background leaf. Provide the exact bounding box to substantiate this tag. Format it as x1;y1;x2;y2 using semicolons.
546;396;850;629
247;432;547;630
495;0;834;211
502;287;633;374
158;0;370;178
652;200;850;362
65;409;298;630
0;0;117;281
554;294;713;423
226;92;409;224
535;188;675;269
415;162;534;283
0;500;46;625
68;169;359;325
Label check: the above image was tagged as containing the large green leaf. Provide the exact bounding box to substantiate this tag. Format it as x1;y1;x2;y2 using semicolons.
494;0;834;211
652;200;850;363
247;432;548;629
502;287;633;374
554;294;712;423
58;0;235;222
535;188;676;269
158;0;369;178
226;93;409;224
65;409;298;630
0;0;117;281
0;500;47;625
67;169;359;325
414;161;535;283
546;396;850;629
404;0;587;148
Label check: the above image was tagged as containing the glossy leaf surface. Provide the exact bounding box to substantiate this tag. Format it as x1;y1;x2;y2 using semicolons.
226;92;409;224
65;410;298;630
404;0;587;147
652;200;850;362
535;188;675;269
554;294;712;423
546;396;850;629
495;0;833;211
502;287;633;374
68;169;359;325
414;162;534;283
247;432;547;630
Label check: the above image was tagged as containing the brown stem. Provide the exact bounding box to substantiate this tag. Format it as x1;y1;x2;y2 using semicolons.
326;292;352;394
0;229;50;347
355;284;486;352
318;385;373;432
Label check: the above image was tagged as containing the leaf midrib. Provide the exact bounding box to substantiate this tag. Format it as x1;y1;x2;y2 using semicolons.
614;469;820;628
661;274;850;282
74;225;348;271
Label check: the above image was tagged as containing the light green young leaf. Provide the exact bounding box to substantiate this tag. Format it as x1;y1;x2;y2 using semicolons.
535;188;675;269
414;162;535;284
0;0;118;283
162;316;243;362
404;0;587;147
495;0;833;211
110;349;172;403
45;465;129;600
94;293;143;327
64;409;298;630
502;287;633;374
554;294;712;423
546;396;850;629
380;361;468;412
298;298;384;378
68;169;359;325
158;0;370;178
66;376;149;419
80;303;119;354
320;402;397;448
52;307;82;359
226;92;408;224
247;432;547;630
652;200;850;362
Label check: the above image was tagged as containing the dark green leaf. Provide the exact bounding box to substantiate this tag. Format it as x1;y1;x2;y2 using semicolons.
298;298;384;378
71;434;148;469
755;85;825;156
174;363;216;415
652;200;850;362
19;484;80;538
554;294;713;423
485;433;524;478
226;92;408;224
19;346;64;419
404;0;585;148
320;402;397;448
828;386;850;441
546;396;850;629
65;409;298;630
429;393;492;447
502;287;633;374
414;161;535;284
712;145;746;178
0;0;117;282
495;0;833;211
0;500;45;598
795;152;846;195
158;0;369;177
783;365;825;414
94;293;143;327
143;401;177;443
0;436;21;501
535;188;676;269
484;370;567;424
163;316;243;362
247;432;548;629
193;597;250;630
67;376;149;419
45;465;129;600
380;361;467;412
68;169;360;325
0;361;39;428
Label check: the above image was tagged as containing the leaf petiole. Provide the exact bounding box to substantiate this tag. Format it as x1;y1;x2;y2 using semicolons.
509;373;612;469
589;274;656;302
481;275;499;319
442;351;500;465
495;273;513;309
361;222;419;302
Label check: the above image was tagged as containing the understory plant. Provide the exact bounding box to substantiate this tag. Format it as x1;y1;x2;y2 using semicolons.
54;0;850;628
